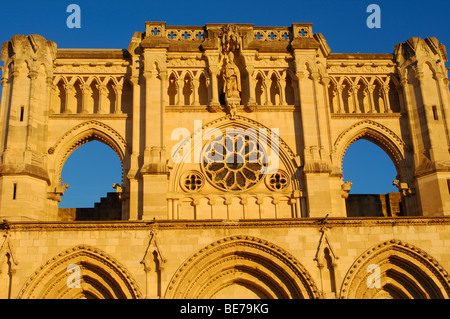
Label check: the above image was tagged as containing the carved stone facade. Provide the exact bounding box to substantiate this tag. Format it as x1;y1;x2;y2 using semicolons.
0;22;449;299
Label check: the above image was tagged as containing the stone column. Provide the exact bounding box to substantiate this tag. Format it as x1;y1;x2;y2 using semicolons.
382;84;392;113
209;66;220;109
335;84;344;113
367;85;376;113
176;77;184;105
97;84;108;114
279;76;287;106
351;84;360;113
245;65;257;108
48;82;58;114
192;78;200;106
80;84;92;114
64;84;75;114
113;84;123;114
205;52;220;110
127;76;141;220
264;77;271;105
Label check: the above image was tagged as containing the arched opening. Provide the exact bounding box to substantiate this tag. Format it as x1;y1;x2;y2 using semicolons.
255;73;264;105
356;79;367;113
343;139;401;217
198;73;209;105
56;80;66;113
167;73;177;105
165;236;319;299
373;79;385;113
341;79;352;113
285;73;296;105
183;73;193;106
73;79;83;113
59;140;123;220
328;80;338;112
340;240;450;299
90;80;100;114
121;78;133;113
17;245;142;299
269;73;279;105
388;80;401;113
106;80;116;113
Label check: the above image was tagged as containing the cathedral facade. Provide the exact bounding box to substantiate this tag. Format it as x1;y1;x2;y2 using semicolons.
0;22;449;299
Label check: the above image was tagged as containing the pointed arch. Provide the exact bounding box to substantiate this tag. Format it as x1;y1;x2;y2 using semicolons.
254;71;265;105
68;75;85;86
48;120;128;186
198;71;209;105
167;71;178;105
165;235;320;299
334;120;408;180
340;239;450;299
17;245;142;299
168;115;301;192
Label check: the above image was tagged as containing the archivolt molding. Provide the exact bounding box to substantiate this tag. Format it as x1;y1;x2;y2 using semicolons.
17;244;143;299
169;115;300;192
334;119;408;175
164;235;320;299
339;239;450;299
48;120;128;183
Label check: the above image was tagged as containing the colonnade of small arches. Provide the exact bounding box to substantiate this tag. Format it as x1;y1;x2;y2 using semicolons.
50;75;133;115
166;68;298;107
328;75;402;114
51;71;402;113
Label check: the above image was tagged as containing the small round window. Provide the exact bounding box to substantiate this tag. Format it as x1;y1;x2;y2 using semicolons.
181;171;205;192
266;171;290;191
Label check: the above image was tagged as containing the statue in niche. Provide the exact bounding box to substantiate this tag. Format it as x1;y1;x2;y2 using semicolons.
222;52;241;119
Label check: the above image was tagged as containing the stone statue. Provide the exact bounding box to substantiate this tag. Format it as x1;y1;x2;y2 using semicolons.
222;52;241;119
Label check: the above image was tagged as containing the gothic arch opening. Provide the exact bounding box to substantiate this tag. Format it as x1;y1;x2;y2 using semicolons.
59;140;123;220
340;240;450;299
165;236;320;299
336;121;410;217
183;72;193;105
167;72;177;106
285;72;296;105
343;139;401;217
198;73;209;105
49;121;128;220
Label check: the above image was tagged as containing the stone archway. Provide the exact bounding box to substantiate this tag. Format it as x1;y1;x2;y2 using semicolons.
165;235;320;299
48;120;128;185
335;120;408;179
339;239;450;299
17;245;142;299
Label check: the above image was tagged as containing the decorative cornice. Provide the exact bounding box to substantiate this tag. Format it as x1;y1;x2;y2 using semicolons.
2;217;450;232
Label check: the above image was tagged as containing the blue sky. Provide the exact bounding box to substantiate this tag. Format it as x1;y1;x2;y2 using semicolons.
0;1;449;207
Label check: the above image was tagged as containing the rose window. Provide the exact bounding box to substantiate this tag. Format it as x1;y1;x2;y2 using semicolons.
202;133;268;191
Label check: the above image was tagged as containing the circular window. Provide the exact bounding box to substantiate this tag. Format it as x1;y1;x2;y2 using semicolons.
266;171;290;191
202;132;268;191
181;171;205;192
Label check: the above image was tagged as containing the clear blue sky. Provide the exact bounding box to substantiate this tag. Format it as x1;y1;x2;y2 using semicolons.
0;1;449;207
